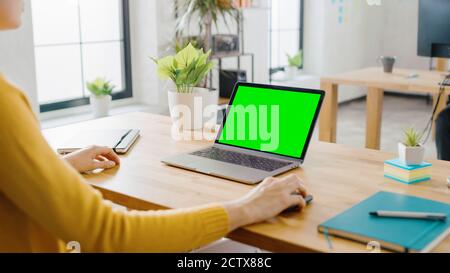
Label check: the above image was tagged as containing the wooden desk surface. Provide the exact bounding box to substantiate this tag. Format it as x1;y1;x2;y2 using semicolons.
321;67;449;94
43;112;450;253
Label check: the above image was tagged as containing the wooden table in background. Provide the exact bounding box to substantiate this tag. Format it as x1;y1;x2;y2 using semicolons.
43;112;450;253
319;67;450;150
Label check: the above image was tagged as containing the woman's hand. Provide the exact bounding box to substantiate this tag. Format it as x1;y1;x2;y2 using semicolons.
223;174;308;231
63;146;121;173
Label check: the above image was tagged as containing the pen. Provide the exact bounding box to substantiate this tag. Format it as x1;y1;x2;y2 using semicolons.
369;211;447;221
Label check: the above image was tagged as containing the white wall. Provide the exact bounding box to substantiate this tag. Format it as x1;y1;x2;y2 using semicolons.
129;0;159;106
303;0;385;102
302;0;437;102
381;0;429;70
0;0;38;113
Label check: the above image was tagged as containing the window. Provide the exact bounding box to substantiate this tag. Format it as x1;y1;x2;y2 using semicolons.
31;0;132;112
270;0;304;74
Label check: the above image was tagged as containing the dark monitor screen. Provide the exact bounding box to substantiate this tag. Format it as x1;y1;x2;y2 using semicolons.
418;0;450;58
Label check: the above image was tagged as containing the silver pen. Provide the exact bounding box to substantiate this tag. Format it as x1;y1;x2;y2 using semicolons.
369;211;447;221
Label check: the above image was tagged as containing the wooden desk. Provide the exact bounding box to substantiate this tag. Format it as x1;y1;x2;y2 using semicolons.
43;112;450;253
319;67;450;150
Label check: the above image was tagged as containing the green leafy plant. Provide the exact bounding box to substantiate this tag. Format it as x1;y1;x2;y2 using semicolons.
175;37;202;53
403;127;423;147
175;0;239;51
286;50;303;67
86;78;115;96
152;43;215;93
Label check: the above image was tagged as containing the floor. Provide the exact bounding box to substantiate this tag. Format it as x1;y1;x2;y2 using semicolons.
327;94;438;159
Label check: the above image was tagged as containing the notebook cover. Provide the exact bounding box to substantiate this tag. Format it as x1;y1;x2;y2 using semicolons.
384;158;432;171
57;129;139;154
318;191;450;252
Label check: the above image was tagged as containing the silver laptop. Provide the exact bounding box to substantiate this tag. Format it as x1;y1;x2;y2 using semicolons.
162;82;325;184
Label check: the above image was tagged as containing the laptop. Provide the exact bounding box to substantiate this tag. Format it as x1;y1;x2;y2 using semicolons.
162;82;325;184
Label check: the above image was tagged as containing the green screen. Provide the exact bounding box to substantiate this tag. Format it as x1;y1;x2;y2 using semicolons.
218;85;321;158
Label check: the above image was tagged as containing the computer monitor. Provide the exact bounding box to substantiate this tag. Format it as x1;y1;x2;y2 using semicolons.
418;0;450;58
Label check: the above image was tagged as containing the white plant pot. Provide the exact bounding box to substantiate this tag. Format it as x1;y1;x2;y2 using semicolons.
90;95;111;118
285;66;298;80
398;143;425;165
167;87;219;130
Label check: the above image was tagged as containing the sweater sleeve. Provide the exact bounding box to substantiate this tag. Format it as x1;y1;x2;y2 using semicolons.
0;78;229;252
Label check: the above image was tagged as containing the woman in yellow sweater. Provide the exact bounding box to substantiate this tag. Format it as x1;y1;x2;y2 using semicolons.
0;0;308;253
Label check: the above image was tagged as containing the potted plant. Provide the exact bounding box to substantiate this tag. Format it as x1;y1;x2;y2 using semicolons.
398;127;426;165
175;0;239;52
285;50;303;80
86;77;115;118
152;43;217;130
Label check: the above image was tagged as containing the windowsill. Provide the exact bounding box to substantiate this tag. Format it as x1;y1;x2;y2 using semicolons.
271;72;321;89
40;102;168;129
271;71;319;83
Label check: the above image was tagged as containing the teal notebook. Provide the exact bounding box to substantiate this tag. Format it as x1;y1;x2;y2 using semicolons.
318;191;450;252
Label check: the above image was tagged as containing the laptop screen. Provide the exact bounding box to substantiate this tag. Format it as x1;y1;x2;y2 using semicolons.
216;83;323;160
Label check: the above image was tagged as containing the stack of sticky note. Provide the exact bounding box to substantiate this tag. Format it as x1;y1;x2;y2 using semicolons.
384;159;432;184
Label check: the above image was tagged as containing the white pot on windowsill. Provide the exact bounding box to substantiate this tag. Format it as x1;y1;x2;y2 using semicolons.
398;143;425;166
167;87;219;131
285;66;298;80
90;94;112;118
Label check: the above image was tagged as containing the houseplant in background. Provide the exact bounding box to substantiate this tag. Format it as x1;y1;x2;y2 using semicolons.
175;0;239;52
152;43;217;130
285;50;303;80
398;127;426;165
86;77;115;118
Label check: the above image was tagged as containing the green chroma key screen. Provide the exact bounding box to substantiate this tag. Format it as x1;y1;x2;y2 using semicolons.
218;85;322;159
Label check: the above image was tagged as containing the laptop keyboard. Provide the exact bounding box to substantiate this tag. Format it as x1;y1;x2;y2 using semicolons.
191;147;292;172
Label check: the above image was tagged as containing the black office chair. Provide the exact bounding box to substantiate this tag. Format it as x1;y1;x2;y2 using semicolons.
436;105;450;161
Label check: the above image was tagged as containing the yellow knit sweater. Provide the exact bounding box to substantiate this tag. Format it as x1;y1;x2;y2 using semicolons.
0;75;229;253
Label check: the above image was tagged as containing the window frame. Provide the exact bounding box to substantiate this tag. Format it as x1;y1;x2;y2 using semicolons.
38;0;133;113
269;0;304;76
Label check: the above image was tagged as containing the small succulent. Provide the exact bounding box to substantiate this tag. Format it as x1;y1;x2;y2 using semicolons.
403;127;423;147
86;77;115;96
286;50;303;68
